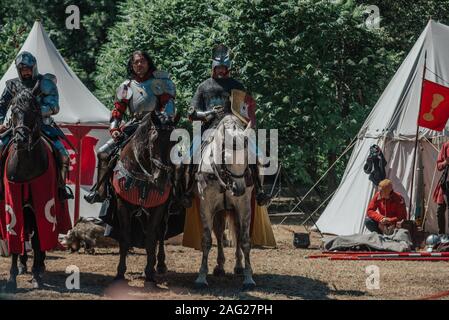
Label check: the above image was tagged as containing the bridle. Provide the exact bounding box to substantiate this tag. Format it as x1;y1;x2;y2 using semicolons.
209;118;250;191
130;122;175;182
11;98;42;152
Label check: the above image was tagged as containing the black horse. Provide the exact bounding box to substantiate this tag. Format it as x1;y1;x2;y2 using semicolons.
105;112;179;284
3;88;49;291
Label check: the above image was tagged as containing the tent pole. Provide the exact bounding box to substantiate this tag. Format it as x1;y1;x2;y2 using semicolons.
409;51;427;219
74;136;83;223
67;125;93;225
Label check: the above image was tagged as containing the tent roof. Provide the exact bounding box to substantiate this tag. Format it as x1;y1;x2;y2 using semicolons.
316;20;449;236
0;21;110;125
362;20;449;140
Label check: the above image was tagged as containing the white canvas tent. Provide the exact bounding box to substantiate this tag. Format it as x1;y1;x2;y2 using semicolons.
0;21;109;124
0;21;111;224
316;20;449;236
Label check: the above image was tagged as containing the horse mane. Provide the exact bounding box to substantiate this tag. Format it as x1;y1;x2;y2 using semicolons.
11;88;41;119
217;114;245;131
12;89;34;107
199;114;248;169
131;113;157;159
211;114;247;148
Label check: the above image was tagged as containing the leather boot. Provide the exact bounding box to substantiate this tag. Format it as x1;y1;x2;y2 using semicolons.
252;164;271;206
84;158;109;204
58;155;74;201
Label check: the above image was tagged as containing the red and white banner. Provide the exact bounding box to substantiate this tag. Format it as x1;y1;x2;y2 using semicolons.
418;79;449;131
61;128;110;222
62;135;99;186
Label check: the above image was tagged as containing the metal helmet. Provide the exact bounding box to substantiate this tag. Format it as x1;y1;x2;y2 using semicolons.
211;44;232;71
15;51;38;81
425;234;441;252
369;144;381;158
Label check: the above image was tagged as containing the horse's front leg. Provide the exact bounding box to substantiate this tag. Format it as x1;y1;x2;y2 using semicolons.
18;245;28;275
115;241;129;281
144;211;159;284
156;239;167;274
156;207;169;274
233;218;244;275
4;254;19;292
236;196;256;290
30;229;45;289
213;212;226;277
195;201;214;289
115;203;131;281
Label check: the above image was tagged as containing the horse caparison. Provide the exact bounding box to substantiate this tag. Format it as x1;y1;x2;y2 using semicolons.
4;88;48;291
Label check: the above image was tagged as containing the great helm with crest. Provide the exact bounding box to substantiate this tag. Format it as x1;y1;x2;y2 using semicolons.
15;51;38;82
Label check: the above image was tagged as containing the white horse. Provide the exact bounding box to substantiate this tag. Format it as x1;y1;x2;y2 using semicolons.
194;114;256;290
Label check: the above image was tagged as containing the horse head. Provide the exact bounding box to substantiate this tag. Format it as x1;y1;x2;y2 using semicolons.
211;114;252;197
10;88;42;152
132;111;178;190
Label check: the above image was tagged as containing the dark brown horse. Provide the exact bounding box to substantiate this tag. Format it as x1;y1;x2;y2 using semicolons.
109;112;178;284
3;89;48;291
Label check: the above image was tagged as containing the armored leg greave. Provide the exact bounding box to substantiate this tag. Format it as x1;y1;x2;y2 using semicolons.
58;154;74;200
84;138;118;204
84;157;110;204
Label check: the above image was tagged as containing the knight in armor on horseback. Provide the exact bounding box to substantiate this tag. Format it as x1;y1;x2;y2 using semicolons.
85;50;176;204
185;44;271;206
0;51;73;200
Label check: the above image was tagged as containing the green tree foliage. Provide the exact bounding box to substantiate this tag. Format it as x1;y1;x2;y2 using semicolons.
94;0;230;121
223;0;400;187
0;0;121;88
0;21;28;73
357;0;449;54
95;0;399;190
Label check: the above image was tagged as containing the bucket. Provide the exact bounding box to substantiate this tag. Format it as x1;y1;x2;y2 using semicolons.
293;232;310;249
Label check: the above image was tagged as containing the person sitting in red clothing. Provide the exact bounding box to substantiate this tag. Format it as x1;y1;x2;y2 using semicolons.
365;179;408;234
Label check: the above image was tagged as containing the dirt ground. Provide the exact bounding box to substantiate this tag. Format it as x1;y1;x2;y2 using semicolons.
1;224;449;300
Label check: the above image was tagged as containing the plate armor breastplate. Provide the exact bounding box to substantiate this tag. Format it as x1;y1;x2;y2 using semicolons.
116;71;176;122
128;79;158;118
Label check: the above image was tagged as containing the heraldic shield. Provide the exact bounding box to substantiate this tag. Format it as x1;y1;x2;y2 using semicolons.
230;89;256;126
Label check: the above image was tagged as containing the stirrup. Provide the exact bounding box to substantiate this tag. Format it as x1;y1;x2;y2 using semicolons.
168;199;183;215
59;186;74;201
180;192;194;209
256;192;271;207
84;190;104;204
